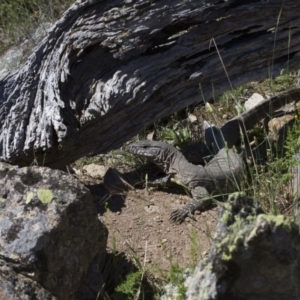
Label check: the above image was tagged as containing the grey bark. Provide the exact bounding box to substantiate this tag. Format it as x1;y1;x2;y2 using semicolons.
1;0;300;168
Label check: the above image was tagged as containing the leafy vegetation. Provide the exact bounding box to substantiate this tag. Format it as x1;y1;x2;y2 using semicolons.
0;0;75;53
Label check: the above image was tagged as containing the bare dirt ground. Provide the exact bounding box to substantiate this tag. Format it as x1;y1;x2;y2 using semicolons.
73;169;218;275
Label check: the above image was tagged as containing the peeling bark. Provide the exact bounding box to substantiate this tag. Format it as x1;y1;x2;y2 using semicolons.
1;0;300;168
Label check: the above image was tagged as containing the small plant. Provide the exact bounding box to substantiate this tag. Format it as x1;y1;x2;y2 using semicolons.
284;117;300;157
262;73;296;93
166;262;188;300
158;231;207;300
246;113;300;216
160;126;193;146
155;113;194;147
189;227;203;268
219;84;247;112
114;270;143;299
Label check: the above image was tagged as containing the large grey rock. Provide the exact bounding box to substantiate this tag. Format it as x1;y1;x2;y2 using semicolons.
0;271;57;300
187;193;300;300
0;162;107;300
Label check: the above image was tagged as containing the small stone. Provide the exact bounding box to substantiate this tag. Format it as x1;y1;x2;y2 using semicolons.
244;93;265;111
153;216;163;222
83;164;106;178
72;167;81;176
147;131;155;140
188;113;197;123
144;204;159;213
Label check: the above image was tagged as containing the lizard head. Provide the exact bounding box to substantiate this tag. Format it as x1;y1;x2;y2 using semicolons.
126;140;178;173
126;140;186;174
126;140;168;158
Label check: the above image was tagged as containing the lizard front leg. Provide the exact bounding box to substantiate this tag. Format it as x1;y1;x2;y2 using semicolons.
170;186;212;224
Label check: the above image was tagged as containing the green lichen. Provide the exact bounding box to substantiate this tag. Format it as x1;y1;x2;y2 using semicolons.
220;207;233;225
259;214;296;230
37;189;53;204
220;234;244;261
220;213;299;261
25;192;34;204
248;214;297;240
0;197;5;203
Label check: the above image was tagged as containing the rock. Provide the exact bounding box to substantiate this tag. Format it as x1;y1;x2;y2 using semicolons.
0;162;108;300
144;204;159;213
187;193;300;300
268;114;294;140
83;163;107;178
188;114;197;123
147;131;155;140
244;93;265;111
0;271;58;300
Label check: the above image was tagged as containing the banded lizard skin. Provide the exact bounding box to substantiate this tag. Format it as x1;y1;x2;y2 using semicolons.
126;141;245;223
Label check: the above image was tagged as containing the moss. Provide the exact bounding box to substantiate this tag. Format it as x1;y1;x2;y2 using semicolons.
37;189;53;204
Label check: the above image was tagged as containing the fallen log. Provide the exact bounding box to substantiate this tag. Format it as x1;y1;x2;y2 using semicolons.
1;0;300;168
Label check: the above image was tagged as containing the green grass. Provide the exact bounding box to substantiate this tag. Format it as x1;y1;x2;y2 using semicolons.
0;0;75;54
219;84;247;112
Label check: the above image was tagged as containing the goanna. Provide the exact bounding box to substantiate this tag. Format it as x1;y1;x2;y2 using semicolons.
126;140;245;224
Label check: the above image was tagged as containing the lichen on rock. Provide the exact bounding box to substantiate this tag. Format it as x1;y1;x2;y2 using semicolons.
0;162;108;300
37;189;53;204
187;192;300;300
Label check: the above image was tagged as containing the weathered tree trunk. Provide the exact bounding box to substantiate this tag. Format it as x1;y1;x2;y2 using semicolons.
0;0;300;168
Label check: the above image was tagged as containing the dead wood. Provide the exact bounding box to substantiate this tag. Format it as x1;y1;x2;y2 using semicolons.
0;0;300;168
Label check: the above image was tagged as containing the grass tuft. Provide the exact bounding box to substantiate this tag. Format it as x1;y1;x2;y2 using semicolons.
0;0;75;54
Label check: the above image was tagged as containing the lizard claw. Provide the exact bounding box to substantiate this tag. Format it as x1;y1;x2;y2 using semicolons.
170;208;196;224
